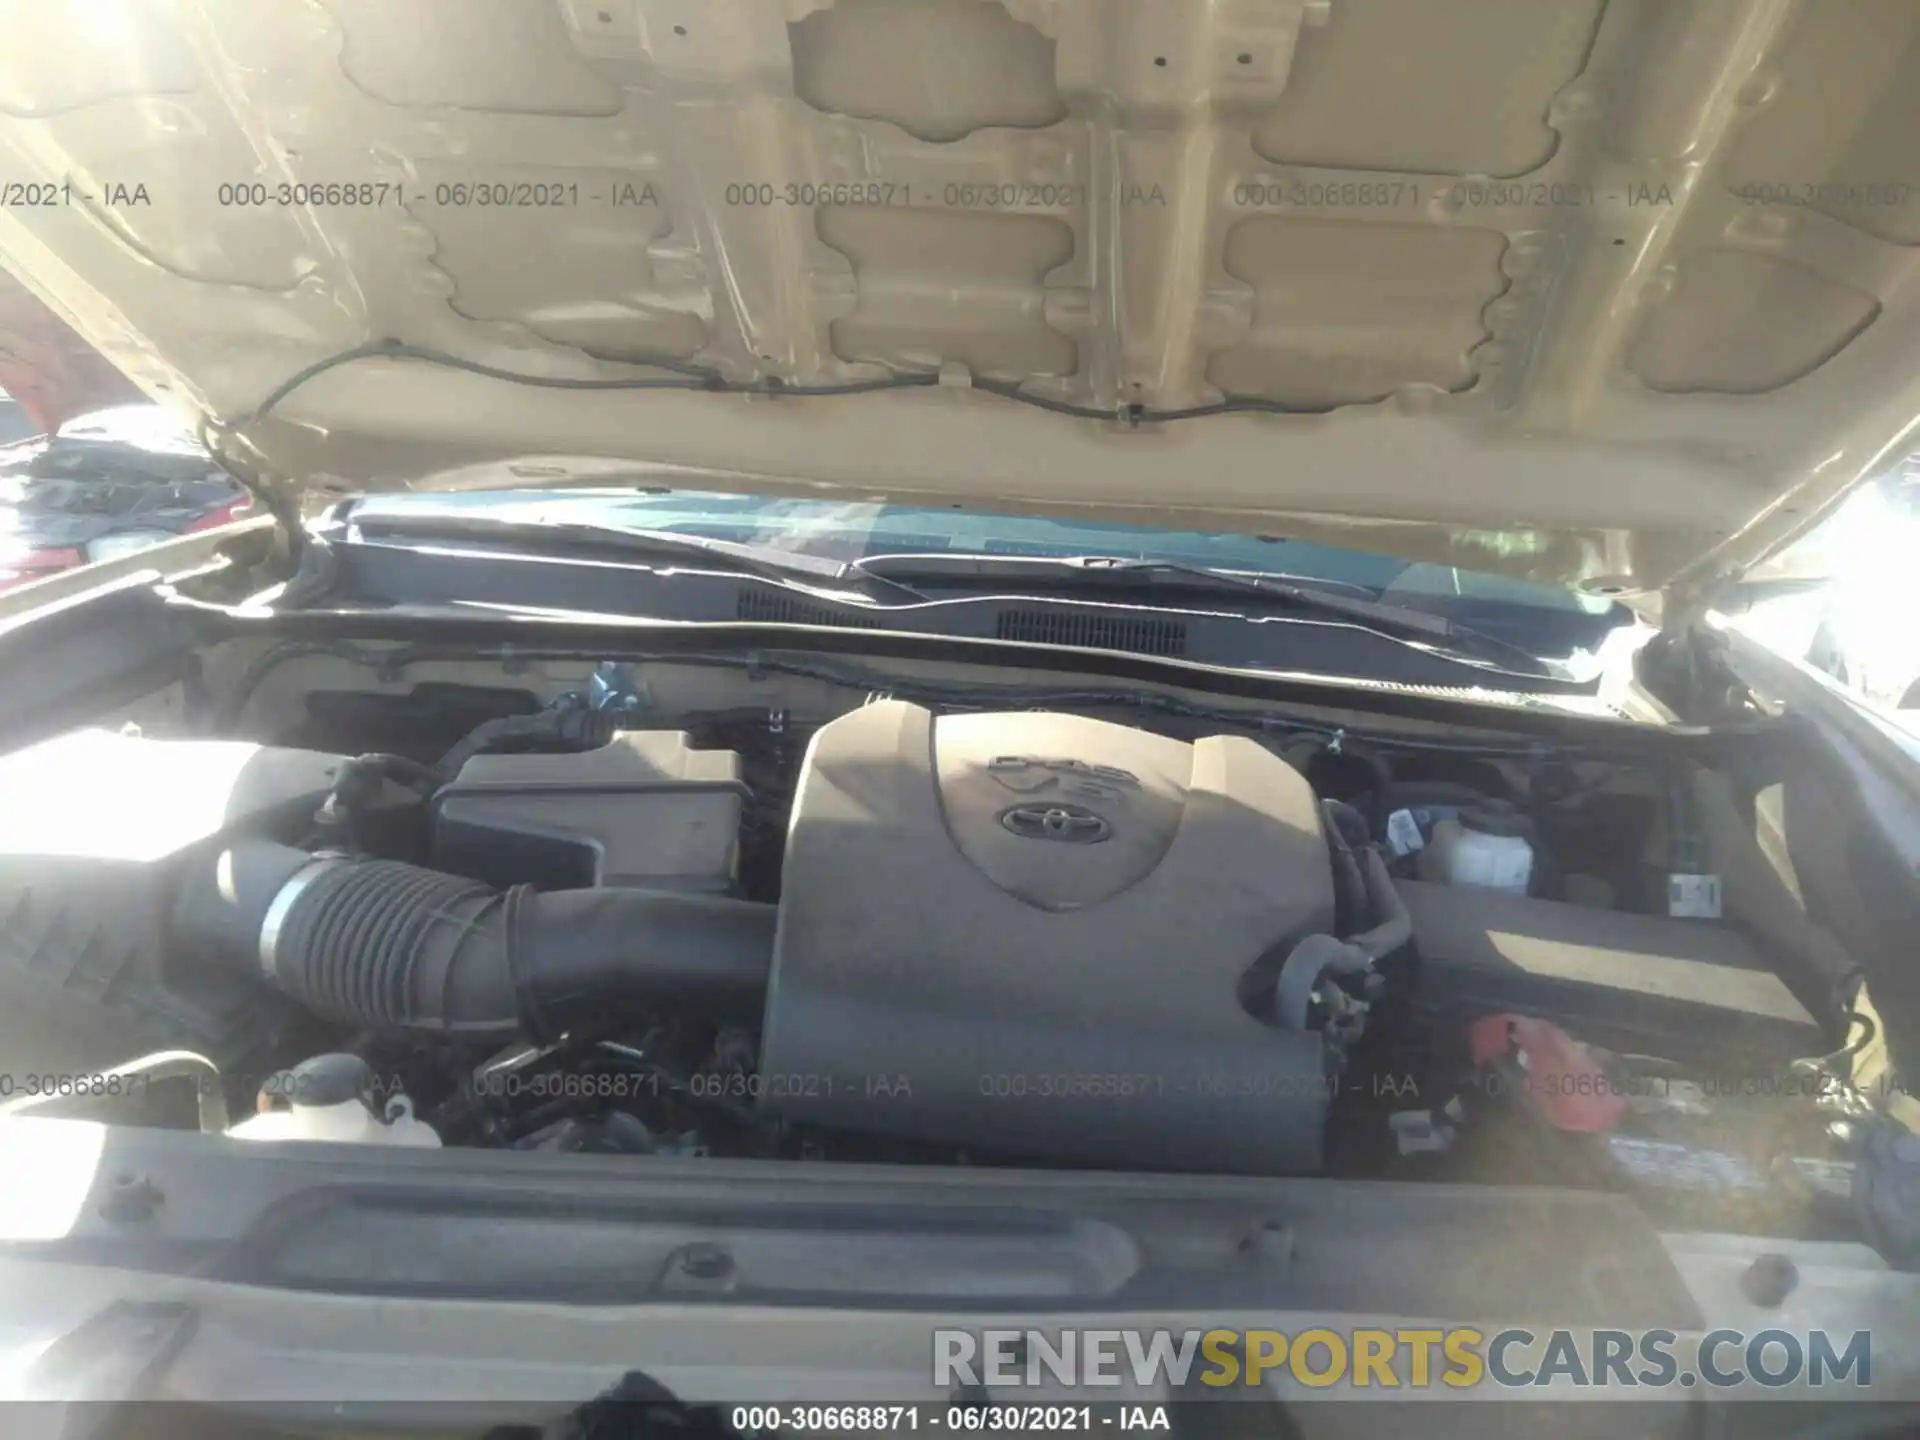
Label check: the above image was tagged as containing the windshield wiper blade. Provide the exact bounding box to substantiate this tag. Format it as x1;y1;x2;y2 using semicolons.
852;552;1554;677
336;510;929;600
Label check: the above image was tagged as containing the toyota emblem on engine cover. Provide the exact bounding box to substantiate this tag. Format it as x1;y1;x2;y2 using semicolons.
999;803;1112;844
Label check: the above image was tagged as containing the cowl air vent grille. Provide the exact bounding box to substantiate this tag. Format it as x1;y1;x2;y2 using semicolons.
735;589;868;627
996;609;1188;657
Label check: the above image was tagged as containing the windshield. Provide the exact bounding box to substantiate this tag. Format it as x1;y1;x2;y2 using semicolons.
348;487;1631;672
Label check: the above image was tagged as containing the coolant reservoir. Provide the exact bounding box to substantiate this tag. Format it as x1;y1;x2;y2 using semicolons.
227;1053;440;1147
1419;804;1533;894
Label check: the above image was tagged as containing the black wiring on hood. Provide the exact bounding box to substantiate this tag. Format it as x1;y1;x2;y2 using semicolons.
227;338;1329;430
194;339;1338;587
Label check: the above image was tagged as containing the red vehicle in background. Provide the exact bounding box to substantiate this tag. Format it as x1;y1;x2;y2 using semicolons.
0;403;252;592
0;273;246;591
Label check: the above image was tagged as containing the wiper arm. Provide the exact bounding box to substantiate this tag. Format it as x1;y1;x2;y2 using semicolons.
336;510;928;600
852;552;1553;677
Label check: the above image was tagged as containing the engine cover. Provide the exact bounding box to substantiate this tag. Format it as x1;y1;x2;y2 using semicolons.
757;700;1336;1173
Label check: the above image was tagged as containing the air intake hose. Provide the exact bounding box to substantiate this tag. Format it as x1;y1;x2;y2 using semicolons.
175;842;775;1040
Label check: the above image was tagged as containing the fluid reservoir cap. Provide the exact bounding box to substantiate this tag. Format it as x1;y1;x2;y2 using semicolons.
1460;801;1529;838
282;1052;374;1109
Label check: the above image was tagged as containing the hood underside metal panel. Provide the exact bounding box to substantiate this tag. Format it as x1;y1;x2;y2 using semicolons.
1;0;1918;602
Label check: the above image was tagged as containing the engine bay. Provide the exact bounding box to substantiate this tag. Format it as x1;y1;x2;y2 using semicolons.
0;651;1880;1244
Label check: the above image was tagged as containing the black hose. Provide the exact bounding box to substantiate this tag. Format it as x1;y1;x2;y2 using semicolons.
1346;848;1413;960
176;842;775;1040
1319;800;1367;934
435;708;619;781
1284;736;1394;833
338;752;441;797
311;751;443;849
1321;798;1372;853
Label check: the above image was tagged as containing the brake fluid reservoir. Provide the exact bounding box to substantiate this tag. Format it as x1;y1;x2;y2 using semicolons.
1420;804;1533;894
227;1053;440;1147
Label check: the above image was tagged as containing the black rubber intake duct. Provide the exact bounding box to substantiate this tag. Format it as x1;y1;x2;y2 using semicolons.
175;842;775;1040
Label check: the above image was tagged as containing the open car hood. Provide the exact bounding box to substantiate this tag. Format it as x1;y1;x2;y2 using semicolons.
1;0;1918;607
